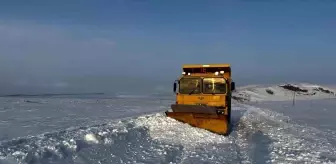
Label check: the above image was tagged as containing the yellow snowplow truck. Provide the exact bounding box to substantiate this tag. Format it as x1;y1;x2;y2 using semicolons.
165;64;235;136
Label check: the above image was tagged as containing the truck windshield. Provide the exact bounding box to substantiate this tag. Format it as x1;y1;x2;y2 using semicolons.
203;78;227;94
179;78;201;94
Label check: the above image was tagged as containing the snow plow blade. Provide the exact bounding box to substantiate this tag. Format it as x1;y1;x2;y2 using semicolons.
165;104;230;135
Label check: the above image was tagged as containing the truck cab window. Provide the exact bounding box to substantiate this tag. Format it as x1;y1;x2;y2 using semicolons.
179;78;201;94
203;78;227;94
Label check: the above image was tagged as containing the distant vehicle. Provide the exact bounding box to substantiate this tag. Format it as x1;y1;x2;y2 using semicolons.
165;64;235;135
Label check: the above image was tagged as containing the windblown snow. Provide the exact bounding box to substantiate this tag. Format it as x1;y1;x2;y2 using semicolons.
0;83;336;164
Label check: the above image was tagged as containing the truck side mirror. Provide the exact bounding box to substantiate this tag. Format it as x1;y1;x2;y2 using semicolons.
231;82;235;91
173;81;177;93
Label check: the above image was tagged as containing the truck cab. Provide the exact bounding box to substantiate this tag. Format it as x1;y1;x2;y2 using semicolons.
166;64;235;135
173;64;235;113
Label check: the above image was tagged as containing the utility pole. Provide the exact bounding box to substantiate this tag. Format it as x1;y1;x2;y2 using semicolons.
292;91;296;106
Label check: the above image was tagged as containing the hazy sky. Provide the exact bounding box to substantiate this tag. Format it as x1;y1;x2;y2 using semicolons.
0;1;335;93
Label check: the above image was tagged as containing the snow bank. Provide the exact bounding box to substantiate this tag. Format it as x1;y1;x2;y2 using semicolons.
232;83;336;103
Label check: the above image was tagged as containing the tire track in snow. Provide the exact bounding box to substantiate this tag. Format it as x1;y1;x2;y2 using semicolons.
232;103;336;163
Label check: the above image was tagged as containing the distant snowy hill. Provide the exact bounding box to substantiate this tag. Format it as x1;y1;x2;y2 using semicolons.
232;83;336;102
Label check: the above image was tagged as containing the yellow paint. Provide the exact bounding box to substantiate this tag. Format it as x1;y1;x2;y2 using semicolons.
212;96;220;100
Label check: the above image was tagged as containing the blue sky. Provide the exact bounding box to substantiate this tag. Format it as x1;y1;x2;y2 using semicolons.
0;0;335;93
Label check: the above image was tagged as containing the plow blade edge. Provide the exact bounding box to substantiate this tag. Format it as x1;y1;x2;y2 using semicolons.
165;104;230;135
